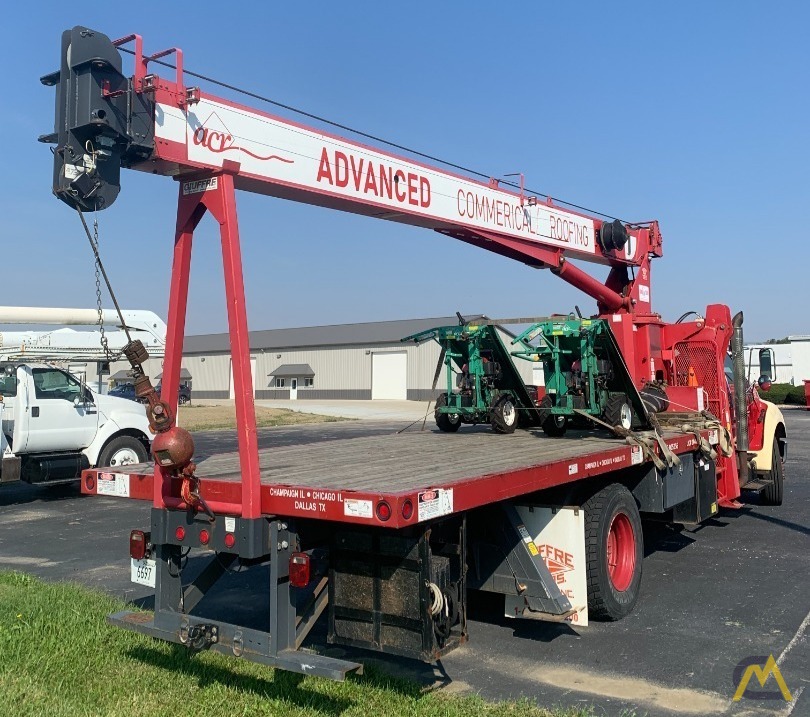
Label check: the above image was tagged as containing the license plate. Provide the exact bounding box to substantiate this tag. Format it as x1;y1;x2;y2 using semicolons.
130;558;156;588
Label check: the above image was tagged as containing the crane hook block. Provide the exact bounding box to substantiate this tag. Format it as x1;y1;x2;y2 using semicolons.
39;26;155;212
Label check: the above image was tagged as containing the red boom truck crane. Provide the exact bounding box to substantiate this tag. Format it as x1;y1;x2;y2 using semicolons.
40;27;787;679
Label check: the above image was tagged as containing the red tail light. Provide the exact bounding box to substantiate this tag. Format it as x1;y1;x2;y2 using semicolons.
224;533;236;549
376;501;391;522
175;526;186;541
129;530;150;560
401;499;414;520
199;529;210;545
289;552;311;588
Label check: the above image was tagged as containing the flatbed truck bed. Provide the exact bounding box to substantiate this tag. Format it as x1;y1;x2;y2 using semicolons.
82;425;714;527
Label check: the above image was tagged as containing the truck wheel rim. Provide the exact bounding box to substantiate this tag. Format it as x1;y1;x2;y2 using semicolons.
448;412;460;425
620;404;632;429
606;512;636;592
110;448;140;466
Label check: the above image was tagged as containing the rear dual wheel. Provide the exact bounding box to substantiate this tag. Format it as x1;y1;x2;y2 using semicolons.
583;483;643;620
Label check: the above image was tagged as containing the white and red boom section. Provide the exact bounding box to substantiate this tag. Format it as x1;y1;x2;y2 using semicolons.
40;27;661;318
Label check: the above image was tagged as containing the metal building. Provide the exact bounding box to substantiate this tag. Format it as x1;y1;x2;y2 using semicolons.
101;316;537;401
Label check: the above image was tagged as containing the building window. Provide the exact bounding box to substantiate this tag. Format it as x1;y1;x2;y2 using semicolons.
303;377;314;387
275;378;285;388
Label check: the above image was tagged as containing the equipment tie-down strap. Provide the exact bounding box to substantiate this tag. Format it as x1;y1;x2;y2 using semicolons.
574;409;680;471
653;413;733;460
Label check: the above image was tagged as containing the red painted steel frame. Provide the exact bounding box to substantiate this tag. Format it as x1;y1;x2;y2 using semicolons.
156;166;262;519
84;430;713;528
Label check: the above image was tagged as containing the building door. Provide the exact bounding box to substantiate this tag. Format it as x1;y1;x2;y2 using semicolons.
290;378;298;400
229;357;257;399
371;352;407;400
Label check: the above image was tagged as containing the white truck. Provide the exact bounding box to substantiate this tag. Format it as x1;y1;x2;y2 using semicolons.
0;363;152;485
0;306;166;486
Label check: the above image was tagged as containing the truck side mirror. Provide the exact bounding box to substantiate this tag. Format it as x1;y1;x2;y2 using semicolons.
757;375;772;392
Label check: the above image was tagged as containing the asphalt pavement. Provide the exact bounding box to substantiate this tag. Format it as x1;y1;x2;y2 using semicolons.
1;411;807;717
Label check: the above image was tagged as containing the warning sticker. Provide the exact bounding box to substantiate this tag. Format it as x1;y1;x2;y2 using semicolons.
344;498;373;519
224;516;236;533
517;524;540;555
96;472;129;498
630;445;643;466
638;284;650;302
417;488;454;522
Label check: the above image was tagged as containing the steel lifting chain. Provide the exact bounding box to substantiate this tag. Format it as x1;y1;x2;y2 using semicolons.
91;214;116;361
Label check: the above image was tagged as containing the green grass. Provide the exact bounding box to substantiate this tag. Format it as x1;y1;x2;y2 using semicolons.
178;405;348;432
0;571;590;717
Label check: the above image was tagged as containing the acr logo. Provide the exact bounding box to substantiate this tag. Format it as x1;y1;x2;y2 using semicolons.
192;111;294;164
419;490;437;503
732;655;792;702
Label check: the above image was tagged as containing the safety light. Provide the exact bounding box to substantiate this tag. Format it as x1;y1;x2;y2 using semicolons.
199;529;210;546
401;499;414;520
129;530;150;561
224;533;236;550
175;526;186;541
376;501;392;522
85;474;96;492
289;553;311;588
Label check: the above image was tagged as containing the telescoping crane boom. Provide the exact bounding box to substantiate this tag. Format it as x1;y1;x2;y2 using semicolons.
38;25;787;681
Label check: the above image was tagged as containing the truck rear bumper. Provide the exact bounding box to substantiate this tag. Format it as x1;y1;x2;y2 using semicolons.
109;610;363;680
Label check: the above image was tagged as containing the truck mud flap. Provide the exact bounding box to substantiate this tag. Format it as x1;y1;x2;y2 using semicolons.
1;455;21;483
468;503;574;618
328;516;466;662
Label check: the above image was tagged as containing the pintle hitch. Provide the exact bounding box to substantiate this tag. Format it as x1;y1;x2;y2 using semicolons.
180;623;218;651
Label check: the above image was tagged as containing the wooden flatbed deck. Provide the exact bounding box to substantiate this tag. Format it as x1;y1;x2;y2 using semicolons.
84;426;713;527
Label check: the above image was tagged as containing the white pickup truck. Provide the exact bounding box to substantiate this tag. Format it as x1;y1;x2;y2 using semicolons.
0;363;151;486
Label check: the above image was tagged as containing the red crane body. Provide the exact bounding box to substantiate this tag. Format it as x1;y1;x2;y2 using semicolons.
43;28;745;513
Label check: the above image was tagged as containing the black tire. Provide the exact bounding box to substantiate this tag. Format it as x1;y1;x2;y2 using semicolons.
538;395;567;437
760;437;784;506
640;383;669;415
97;435;149;469
435;393;461;433
583;483;643;620
602;393;633;430
490;394;518;434
179;394;190;406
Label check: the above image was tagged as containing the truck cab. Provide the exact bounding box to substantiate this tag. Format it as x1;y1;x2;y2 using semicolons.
0;363;151;485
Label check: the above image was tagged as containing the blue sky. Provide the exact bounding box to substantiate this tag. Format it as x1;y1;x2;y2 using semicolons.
2;1;807;341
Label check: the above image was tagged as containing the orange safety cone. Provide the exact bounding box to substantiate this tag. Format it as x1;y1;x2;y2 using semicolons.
687;366;698;387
